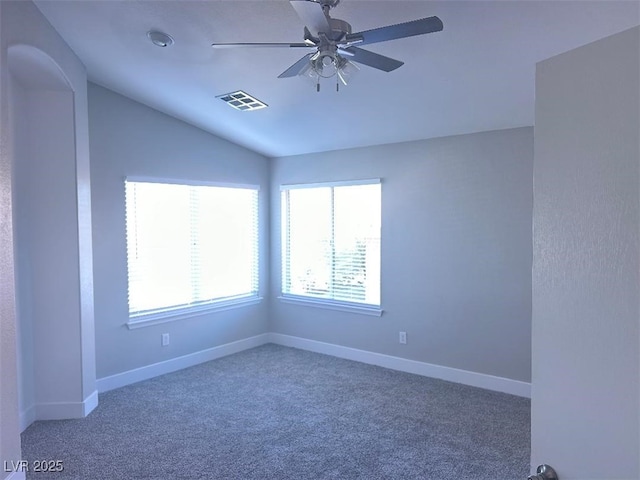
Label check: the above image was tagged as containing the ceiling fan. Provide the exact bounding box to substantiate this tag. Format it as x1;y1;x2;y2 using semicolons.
211;0;443;91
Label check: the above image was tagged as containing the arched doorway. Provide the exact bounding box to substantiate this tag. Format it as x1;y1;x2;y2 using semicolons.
8;44;97;429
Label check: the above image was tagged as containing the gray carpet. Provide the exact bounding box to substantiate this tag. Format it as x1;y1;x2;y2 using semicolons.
21;344;530;479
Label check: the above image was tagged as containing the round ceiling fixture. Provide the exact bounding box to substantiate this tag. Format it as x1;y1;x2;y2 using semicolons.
147;31;174;48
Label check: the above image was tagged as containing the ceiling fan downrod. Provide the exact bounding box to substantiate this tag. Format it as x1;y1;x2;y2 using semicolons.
316;0;340;10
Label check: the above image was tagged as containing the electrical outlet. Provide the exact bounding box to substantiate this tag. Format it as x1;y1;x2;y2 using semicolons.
161;333;170;347
399;331;407;345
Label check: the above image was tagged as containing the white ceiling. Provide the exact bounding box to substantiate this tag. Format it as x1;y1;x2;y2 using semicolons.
34;0;639;158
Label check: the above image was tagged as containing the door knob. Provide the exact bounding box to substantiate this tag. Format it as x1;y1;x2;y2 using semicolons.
528;464;558;480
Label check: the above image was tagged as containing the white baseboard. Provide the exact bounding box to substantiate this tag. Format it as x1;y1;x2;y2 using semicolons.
95;331;529;398
20;390;99;432
35;389;98;421
19;405;36;433
4;470;27;480
83;390;99;416
96;333;270;392
267;333;531;398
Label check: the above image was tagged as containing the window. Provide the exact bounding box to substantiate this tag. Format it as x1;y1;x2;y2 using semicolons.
281;180;381;314
125;179;259;324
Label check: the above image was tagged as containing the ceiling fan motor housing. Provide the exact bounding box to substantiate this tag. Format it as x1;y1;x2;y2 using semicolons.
309;17;352;76
328;17;352;40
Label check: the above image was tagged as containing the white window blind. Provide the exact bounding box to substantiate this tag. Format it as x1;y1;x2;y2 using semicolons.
281;181;381;307
125;179;259;317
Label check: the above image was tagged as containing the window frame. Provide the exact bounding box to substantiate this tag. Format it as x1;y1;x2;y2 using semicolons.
124;176;262;329
279;179;383;317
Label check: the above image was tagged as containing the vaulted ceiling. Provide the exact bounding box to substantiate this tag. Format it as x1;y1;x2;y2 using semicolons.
34;0;640;157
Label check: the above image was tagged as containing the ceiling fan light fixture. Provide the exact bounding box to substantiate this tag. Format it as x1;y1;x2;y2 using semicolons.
300;62;321;91
299;61;314;79
337;59;359;85
313;53;338;78
301;53;357;91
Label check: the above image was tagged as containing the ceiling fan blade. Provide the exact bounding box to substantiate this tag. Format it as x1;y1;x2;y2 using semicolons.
345;16;443;46
341;47;404;72
290;0;331;36
212;42;314;49
278;53;314;78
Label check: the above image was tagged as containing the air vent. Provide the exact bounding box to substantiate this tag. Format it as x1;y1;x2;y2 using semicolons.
216;91;268;111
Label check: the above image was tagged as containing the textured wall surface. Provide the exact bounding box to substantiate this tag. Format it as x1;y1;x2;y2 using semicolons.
89;83;270;380
2;0;98;470
532;27;640;479
0;1;22;475
271;127;534;383
4;0;96;438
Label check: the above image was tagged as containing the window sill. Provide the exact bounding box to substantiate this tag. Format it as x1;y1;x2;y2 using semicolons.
126;296;263;330
278;295;383;317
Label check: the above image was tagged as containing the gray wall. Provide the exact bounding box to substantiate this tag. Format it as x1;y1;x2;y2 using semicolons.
11;42;96;426
2;0;96;465
0;0;21;474
532;27;639;479
270;127;533;383
88;83;270;380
